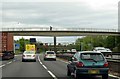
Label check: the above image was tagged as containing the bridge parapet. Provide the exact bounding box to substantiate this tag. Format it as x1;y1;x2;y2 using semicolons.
1;27;118;32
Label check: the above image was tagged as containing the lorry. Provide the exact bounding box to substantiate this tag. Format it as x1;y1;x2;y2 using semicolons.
25;44;36;51
0;32;14;60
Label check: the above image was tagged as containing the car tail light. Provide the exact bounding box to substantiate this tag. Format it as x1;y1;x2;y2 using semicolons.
45;54;47;57
33;55;35;57
23;55;25;57
76;62;84;67
104;62;108;67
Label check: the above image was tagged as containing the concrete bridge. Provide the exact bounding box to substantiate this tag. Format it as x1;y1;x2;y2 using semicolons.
1;27;120;36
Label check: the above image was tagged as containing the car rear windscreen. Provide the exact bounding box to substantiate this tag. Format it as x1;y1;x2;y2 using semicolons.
47;52;55;54
81;53;104;61
24;51;35;54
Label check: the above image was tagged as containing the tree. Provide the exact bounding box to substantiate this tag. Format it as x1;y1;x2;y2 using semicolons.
105;36;115;50
15;37;30;52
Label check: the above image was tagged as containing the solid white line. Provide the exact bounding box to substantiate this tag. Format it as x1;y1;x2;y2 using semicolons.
38;56;57;79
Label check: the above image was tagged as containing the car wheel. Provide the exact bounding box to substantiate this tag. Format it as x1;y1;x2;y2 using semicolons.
34;60;36;62
74;70;79;79
54;59;56;61
67;68;71;76
102;74;108;79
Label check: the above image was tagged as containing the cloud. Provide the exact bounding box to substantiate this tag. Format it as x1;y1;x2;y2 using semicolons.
3;0;118;43
1;1;119;29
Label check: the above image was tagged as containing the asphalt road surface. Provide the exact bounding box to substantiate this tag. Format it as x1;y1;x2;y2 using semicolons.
1;54;119;79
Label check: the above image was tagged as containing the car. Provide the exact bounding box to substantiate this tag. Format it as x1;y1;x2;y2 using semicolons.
22;51;36;62
93;47;112;56
67;51;109;79
71;49;77;53
44;51;56;61
2;52;14;60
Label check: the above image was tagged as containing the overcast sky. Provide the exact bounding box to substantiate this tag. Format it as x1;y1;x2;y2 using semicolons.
1;0;119;43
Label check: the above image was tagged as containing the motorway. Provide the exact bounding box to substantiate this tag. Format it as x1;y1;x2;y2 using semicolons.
1;54;119;79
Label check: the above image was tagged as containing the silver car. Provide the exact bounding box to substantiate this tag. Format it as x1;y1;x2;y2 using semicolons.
44;51;56;61
22;51;36;62
93;47;112;56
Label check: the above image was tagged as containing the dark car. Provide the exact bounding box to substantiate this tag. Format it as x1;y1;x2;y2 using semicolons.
67;51;109;79
2;52;14;60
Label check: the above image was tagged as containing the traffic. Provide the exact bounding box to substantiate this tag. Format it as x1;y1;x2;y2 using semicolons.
0;33;120;79
1;52;119;79
1;1;120;79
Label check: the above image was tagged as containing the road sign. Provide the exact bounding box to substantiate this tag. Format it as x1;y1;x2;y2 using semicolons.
15;43;20;50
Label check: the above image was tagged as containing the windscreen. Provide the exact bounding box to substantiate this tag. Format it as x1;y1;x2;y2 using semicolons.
47;52;55;54
81;53;104;61
97;49;105;50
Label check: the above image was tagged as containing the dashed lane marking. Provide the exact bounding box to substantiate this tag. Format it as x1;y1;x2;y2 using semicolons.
0;60;15;68
6;61;12;64
0;64;5;68
42;65;47;70
47;70;57;79
38;56;57;79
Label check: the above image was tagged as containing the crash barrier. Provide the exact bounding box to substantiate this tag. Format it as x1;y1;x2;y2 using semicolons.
108;60;120;74
105;53;120;60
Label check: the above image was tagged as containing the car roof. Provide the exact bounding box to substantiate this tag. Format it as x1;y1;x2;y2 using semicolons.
46;51;55;52
78;51;101;54
94;47;105;49
24;51;35;52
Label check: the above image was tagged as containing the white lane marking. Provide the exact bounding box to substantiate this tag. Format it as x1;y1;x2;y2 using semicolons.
0;59;15;68
38;57;43;65
6;61;12;64
0;64;5;68
48;70;57;79
42;65;47;70
57;58;120;79
38;56;57;79
109;74;120;79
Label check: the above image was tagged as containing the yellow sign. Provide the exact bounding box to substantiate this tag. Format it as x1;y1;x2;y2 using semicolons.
26;44;35;51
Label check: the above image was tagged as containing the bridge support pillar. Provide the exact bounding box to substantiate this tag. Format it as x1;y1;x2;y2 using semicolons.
54;36;57;53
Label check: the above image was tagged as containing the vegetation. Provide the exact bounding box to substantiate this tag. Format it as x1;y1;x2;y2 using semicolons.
75;36;120;52
14;36;120;53
15;37;30;52
15;38;45;53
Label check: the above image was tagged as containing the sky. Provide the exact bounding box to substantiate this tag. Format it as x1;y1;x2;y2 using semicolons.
1;0;120;43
